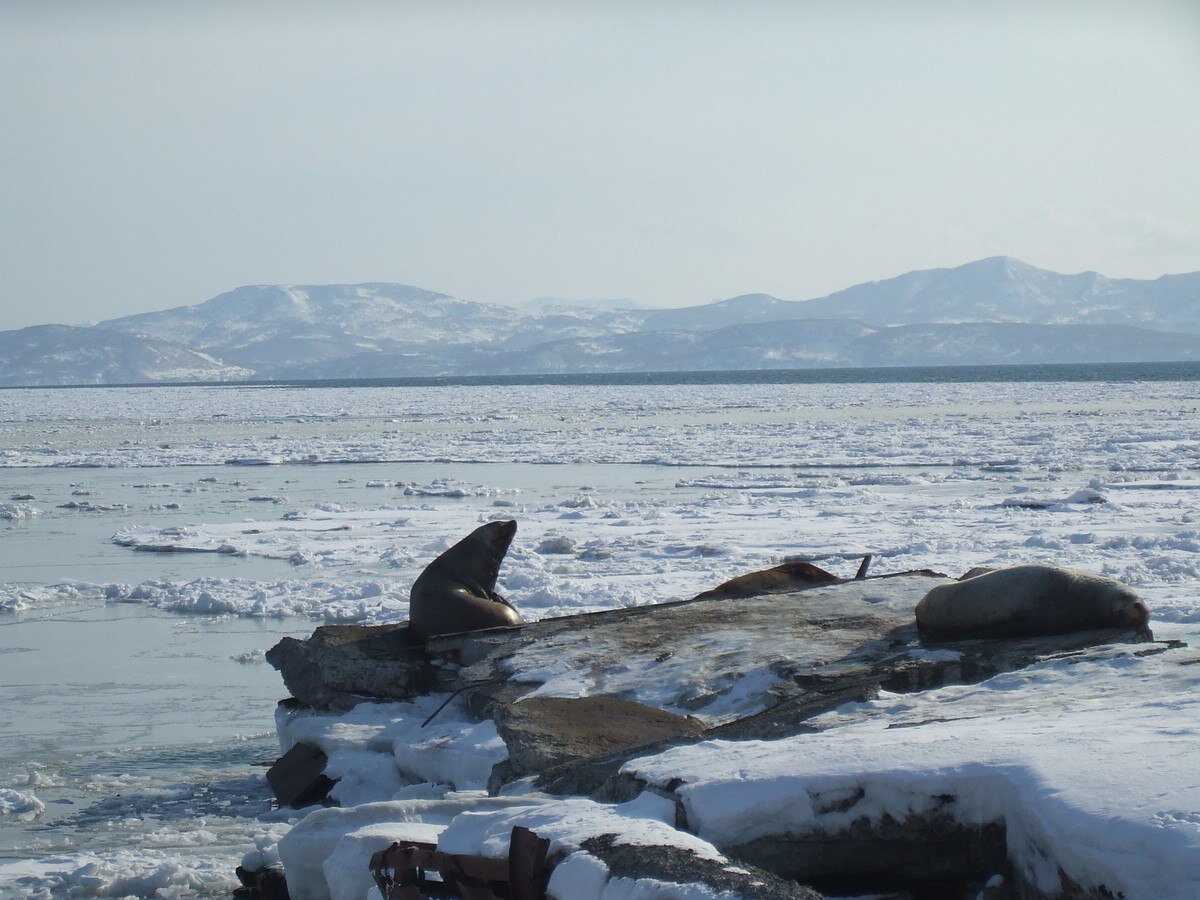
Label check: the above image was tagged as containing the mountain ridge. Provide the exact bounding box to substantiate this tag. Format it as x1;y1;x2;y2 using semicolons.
3;257;1198;386
0;325;252;386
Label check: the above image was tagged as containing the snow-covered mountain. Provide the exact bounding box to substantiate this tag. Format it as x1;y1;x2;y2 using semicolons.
0;325;251;386
624;258;1200;332
794;256;1200;329
2;258;1198;385
94;283;653;371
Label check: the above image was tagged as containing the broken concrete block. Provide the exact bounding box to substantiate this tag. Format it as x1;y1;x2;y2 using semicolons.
267;742;335;809
265;622;448;711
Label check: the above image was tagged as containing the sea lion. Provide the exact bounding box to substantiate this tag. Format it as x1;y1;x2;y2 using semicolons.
958;566;999;581
409;520;524;639
693;560;841;600
915;564;1150;639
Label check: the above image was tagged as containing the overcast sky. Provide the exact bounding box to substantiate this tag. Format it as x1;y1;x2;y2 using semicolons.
2;1;1198;331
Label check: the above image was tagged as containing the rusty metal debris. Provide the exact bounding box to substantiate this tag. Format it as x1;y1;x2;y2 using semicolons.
370;826;552;900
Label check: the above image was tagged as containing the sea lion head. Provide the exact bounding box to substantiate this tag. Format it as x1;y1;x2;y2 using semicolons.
409;520;522;639
1108;585;1150;629
1067;570;1149;630
419;519;517;597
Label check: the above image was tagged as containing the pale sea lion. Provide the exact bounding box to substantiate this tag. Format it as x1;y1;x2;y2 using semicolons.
915;564;1150;639
693;561;841;600
409;520;524;639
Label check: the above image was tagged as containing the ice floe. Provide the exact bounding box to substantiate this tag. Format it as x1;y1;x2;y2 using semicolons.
3;378;1199;897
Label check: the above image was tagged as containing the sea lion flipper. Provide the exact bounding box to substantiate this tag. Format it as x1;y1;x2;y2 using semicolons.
489;589;517;610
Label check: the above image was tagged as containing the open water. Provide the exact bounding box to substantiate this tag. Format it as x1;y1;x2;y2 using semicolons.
1;362;1198;896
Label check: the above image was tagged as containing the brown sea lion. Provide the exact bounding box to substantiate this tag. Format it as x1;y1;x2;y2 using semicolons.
693;560;841;600
409;520;524;639
958;566;1000;580
915;564;1150;639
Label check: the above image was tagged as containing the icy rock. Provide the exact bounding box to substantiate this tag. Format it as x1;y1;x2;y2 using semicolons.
725;810;1009;897
277;803;441;900
233;865;289;899
434;794;820;900
279;795;554;900
264;573;1177;899
266;622;449;711
322;823;415;900
425;571;1147;734
271;573;1154;739
266;743;335;809
393;717;508;790
577;833;822;900
489;696;706;792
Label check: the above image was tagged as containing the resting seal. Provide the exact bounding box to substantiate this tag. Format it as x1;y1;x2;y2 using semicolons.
958;566;999;581
915;564;1150;639
409;520;524;639
693;561;841;600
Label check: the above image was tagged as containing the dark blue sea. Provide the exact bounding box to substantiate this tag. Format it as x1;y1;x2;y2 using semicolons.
43;359;1200;391
310;360;1200;388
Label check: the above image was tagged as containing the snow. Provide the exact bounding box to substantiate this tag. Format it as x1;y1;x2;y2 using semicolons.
2;378;1200;897
274;790;741;900
626;632;1200;896
276;794;556;900
277;696;508;795
0;380;1197;472
0;851;242;899
276;803;444;900
438;794;746;900
492;584;938;723
10;459;1200;629
0;788;45;821
0;500;38;520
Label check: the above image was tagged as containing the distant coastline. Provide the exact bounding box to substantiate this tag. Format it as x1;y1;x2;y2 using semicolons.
7;260;1200;386
7;360;1200;390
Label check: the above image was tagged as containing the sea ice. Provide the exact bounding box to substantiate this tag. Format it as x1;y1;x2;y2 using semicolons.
3;378;1199;897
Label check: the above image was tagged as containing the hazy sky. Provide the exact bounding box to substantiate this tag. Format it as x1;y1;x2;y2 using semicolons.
2;1;1198;331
